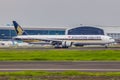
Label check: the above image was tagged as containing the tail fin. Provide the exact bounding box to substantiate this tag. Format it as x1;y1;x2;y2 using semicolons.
13;21;28;35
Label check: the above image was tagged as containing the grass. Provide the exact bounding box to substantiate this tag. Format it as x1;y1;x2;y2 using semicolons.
0;49;120;61
1;71;120;80
0;71;120;76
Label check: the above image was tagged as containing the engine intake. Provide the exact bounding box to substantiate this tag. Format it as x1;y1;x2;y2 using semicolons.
62;41;72;48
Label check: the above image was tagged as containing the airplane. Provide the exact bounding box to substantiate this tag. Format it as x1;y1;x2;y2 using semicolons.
12;21;115;48
0;40;14;47
0;40;29;47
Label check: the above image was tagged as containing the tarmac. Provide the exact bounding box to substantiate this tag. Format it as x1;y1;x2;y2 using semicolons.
0;61;120;72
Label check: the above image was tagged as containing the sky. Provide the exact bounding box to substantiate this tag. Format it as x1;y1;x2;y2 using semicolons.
0;0;120;27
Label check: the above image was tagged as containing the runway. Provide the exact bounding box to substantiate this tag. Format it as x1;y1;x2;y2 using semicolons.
0;61;120;72
1;47;120;50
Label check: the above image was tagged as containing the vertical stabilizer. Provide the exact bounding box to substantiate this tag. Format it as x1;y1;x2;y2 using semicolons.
13;21;28;35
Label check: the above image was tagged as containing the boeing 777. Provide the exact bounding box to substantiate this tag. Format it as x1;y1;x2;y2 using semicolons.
12;21;115;48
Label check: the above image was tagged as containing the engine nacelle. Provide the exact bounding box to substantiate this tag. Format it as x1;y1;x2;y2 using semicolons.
62;41;72;48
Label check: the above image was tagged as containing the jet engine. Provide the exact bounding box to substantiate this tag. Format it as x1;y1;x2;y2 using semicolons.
61;41;72;48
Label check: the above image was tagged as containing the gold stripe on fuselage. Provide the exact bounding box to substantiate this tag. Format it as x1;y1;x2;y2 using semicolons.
23;40;42;43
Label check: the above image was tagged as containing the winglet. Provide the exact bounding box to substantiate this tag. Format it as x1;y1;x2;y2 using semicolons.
13;21;28;35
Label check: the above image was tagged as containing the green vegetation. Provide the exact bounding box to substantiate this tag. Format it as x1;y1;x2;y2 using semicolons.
1;71;120;80
0;49;120;61
0;71;120;76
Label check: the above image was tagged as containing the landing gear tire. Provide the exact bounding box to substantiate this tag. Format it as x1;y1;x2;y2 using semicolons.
104;44;108;48
54;44;69;48
105;46;108;48
62;46;69;48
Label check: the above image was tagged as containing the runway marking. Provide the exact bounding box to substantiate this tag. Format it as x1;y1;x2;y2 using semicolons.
0;69;120;71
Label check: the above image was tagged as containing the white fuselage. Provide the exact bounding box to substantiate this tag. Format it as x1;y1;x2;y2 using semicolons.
13;35;115;45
